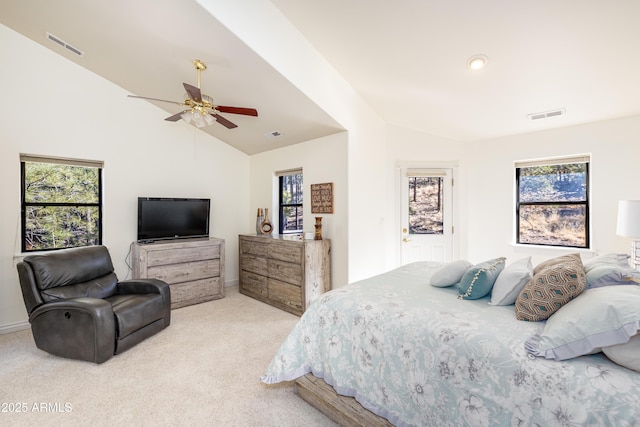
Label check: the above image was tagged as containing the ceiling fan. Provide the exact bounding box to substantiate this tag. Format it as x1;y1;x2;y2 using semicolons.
128;59;258;129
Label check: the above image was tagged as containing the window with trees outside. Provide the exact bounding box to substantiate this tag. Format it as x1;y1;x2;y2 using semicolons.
21;154;103;252
278;169;303;234
515;155;590;248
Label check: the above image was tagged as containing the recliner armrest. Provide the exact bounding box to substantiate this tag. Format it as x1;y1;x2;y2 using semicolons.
29;297;116;363
117;279;171;326
116;278;169;296
29;297;114;322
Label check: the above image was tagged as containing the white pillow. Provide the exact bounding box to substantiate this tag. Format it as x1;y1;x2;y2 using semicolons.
430;260;472;287
586;265;640;289
603;334;640;372
489;257;532;306
583;253;629;273
525;285;640;361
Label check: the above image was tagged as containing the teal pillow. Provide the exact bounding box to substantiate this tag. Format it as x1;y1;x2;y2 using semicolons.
457;257;506;300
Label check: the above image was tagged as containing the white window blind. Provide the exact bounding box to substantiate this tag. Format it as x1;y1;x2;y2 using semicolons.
20;153;104;169
514;154;590;169
275;168;303;177
405;168;447;177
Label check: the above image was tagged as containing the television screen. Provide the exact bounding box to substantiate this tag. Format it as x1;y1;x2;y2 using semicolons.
137;197;210;242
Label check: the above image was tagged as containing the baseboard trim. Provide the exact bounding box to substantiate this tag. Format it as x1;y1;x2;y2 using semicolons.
0;320;29;335
225;279;239;287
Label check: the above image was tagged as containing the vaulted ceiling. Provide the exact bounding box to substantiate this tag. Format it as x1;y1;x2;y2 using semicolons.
2;1;639;154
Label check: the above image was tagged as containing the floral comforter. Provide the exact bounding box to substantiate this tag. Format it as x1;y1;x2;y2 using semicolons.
261;262;640;427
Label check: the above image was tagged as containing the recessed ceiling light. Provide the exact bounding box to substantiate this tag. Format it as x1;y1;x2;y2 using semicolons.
467;54;488;70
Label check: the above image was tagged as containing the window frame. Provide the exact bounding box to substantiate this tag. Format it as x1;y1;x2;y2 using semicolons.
515;155;590;249
20;154;104;252
277;168;303;235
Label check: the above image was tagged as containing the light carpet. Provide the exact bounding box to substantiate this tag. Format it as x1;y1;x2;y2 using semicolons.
0;286;336;427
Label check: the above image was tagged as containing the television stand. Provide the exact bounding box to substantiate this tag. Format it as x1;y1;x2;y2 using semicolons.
131;237;225;309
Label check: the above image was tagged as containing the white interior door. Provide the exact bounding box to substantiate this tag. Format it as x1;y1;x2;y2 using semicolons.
400;168;454;264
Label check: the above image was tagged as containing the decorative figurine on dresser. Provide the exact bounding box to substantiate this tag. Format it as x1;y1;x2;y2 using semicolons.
238;234;331;316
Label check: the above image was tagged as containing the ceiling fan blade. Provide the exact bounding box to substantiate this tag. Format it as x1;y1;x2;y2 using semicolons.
128;94;184;106
216;106;258;116
165;110;190;122
212;113;237;129
183;83;202;103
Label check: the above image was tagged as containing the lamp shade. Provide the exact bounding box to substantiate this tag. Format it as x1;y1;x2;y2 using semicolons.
616;200;640;238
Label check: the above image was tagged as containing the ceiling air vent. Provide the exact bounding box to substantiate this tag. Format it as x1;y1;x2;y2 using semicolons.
46;32;84;57
265;130;284;139
528;108;565;121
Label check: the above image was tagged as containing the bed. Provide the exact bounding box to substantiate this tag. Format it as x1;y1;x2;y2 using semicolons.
261;254;640;427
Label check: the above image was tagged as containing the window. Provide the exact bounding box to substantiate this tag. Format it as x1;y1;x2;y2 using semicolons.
278;169;303;234
515;155;590;248
21;154;103;252
408;174;445;235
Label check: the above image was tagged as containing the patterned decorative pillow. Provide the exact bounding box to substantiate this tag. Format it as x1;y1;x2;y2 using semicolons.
515;253;585;321
532;252;582;275
457;257;506;300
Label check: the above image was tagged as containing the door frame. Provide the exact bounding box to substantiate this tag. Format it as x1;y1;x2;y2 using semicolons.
395;161;460;266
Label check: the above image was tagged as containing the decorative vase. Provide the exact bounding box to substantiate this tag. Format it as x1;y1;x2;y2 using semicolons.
261;208;273;234
255;208;264;234
314;217;323;240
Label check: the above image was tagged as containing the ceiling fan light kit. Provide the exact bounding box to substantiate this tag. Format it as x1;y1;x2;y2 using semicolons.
128;59;258;129
182;110;216;127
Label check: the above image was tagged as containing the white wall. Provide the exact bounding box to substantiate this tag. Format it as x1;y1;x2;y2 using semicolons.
386;116;640;269
200;0;390;283
0;24;250;330
250;133;349;288
387;116;640;270
459;116;640;266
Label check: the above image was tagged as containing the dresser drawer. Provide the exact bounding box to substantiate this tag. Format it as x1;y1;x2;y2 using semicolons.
148;259;220;284
240;270;268;300
170;277;222;309
240;239;268;257
268;259;303;285
240;254;267;275
145;245;220;266
268;278;303;315
269;242;303;264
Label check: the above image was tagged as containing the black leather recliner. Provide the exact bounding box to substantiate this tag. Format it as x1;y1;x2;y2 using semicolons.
17;245;171;363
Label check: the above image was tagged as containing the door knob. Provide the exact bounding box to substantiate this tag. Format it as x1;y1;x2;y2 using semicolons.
402;238;411;243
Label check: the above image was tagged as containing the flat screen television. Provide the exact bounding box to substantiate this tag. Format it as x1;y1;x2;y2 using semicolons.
137;197;210;242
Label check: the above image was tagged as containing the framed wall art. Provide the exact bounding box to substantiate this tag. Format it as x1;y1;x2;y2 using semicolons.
311;182;334;214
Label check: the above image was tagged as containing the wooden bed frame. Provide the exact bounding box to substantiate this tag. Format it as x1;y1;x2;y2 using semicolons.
294;373;394;426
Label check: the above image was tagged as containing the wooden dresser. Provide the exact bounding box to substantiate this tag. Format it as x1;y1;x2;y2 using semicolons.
131;237;225;309
239;234;330;316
